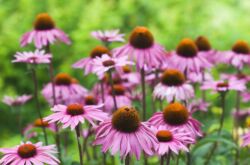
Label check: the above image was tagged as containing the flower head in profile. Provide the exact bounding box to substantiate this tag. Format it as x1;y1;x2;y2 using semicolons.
20;13;71;49
44;103;107;130
92;54;134;77
94;106;158;160
148;102;202;138
41;73;88;105
2;95;32;106
0;141;59;165
167;38;212;73
91;29;125;43
242;132;250;147
113;26;166;70
153;69;194;102
12;50;51;64
201;79;246;92
152;126;195;155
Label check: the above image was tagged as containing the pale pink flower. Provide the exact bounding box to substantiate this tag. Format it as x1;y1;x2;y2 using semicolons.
94;106;158;160
220;73;250;83
44;103;108;130
12;50;51;64
242;92;250;102
242;132;250;147
187;71;213;83
188;99;209;113
2;95;32;106
91;29;125;43
20;13;70;49
0;141;59;165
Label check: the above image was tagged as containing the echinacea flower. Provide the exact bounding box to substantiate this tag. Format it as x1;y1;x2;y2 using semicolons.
220;73;250;83
187;71;213;83
152;126;195;155
72;45;110;75
148;102;202;138
12;50;51;64
2;95;32;106
20;13;71;49
84;95;99;105
41;73;88;105
188;99;209;113
153;69;194;102
167;38;212;74
94;106;158;160
201;79;246;92
119;66;140;88
91;54;134;77
44;103;108;130
0;141;59;165
113;26;166;70
242;132;250;147
242;91;250;102
91;29;125;43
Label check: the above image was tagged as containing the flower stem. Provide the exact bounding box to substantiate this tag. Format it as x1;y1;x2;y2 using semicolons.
140;68;146;120
76;125;84;165
108;69;118;111
201;70;206;101
160;155;165;165
234;90;241;165
100;81;106;112
166;153;171;165
125;155;130;165
30;67;48;145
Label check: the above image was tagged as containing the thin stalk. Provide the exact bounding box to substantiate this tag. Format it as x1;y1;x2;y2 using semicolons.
125;155;130;165
186;152;191;165
234;90;241;165
176;154;179;165
100;81;106;112
160;155;165;165
103;153;106;165
141;68;146;120
201;70;206;101
76;125;84;165
17;107;23;137
166;153;171;165
108;70;118;111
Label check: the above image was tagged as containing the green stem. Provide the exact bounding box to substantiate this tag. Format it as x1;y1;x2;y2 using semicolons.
141;68;146;120
76;125;84;165
108;70;118;111
125;155;130;165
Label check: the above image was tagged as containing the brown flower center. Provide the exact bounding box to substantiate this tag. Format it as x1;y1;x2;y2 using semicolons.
122;66;132;73
66;103;84;116
102;60;115;67
163;102;189;126
90;46;110;58
195;36;211;51
85;95;97;105
176;38;198;58
232;40;250;55
216;82;229;88
18;144;37;158
156;130;173;142
161;69;185;86
109;84;125;95
33;119;49;127
129;26;154;49
236;73;246;80
34;13;55;31
112;106;140;133
55;73;72;85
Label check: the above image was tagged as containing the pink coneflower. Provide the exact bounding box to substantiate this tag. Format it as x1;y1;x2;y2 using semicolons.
41;73;88;105
167;38;212;74
104;84;132;112
91;54;134;78
119;66;140;88
220;73;250;83
242;132;250;147
2;95;32;106
148;102;202;138
0;141;59;165
12;50;51;64
187;71;213;83
91;29;125;43
201;79;246;92
44;103;107;130
153;69;194;102
188;99;209;113
242;91;250;102
152;126;195;155
20;13;70;49
113;26;166;70
94;106;158;160
84;95;99;105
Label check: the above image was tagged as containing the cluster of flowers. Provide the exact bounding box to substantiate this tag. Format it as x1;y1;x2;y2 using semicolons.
1;13;250;165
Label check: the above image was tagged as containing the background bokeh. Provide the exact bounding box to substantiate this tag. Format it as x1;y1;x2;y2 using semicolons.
1;0;250;163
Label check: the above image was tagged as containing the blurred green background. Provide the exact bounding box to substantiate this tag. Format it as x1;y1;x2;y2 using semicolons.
1;0;250;163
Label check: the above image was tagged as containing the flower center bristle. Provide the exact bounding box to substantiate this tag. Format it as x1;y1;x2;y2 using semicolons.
34;13;55;30
232;40;250;54
90;46;110;58
236;73;246;79
122;66;132;73
55;73;72;85
195;36;211;51
66;103;84;116
176;38;198;58
156;130;173;142
85;95;97;105
216;82;229;88
33;119;49;127
109;84;125;95
163;102;189;125
18;144;37;158
161;69;185;86
129;26;154;49
102;60;115;67
112;106;140;133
